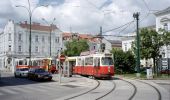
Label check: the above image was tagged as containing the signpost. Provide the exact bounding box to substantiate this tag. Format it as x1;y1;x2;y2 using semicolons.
59;54;65;84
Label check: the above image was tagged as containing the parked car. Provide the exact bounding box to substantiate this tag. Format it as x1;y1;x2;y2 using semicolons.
160;69;170;74
28;68;52;81
14;68;29;78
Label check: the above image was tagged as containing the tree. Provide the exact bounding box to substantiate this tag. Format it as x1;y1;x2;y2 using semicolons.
111;48;135;74
133;28;164;74
160;29;170;46
64;39;89;56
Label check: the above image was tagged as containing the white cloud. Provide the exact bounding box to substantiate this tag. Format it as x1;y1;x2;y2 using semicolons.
0;0;170;36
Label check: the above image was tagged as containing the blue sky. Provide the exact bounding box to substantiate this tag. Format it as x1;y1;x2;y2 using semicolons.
0;0;170;38
39;0;65;6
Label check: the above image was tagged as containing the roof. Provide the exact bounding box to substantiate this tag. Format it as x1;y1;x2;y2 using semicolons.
19;21;58;32
62;32;100;43
155;7;170;16
108;40;122;44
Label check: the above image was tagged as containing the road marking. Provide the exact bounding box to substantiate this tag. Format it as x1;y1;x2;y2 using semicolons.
0;92;4;96
0;88;18;94
22;86;47;92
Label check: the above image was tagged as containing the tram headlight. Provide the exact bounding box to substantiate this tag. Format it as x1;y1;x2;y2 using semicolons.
108;67;110;72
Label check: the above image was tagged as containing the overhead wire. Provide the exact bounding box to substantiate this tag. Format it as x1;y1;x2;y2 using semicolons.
142;0;151;11
102;20;134;33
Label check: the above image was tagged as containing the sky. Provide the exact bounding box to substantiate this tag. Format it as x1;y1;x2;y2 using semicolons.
0;0;170;37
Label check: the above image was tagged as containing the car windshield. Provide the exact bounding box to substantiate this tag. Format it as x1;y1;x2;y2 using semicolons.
101;57;113;65
36;69;46;73
19;68;28;71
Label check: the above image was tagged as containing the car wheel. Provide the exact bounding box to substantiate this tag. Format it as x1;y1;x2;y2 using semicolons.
14;74;17;78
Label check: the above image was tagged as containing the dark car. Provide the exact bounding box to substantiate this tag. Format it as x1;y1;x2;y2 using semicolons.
160;69;170;74
28;68;52;81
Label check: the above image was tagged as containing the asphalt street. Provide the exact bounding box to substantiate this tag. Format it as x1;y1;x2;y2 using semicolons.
0;72;170;100
0;72;90;100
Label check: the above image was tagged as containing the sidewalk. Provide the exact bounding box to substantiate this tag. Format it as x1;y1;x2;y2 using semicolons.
52;74;99;100
52;74;97;87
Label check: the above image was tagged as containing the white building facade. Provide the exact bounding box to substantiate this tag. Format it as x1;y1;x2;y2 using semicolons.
121;34;154;67
155;7;170;58
0;20;63;72
122;39;134;52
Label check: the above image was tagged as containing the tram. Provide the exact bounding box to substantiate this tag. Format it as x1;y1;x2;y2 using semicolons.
15;58;58;73
66;52;115;78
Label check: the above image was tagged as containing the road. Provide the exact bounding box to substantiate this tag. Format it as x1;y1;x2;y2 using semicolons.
0;72;170;100
0;72;89;100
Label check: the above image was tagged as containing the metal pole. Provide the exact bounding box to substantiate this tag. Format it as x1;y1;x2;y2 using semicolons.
50;25;52;57
42;18;56;57
28;0;32;67
16;1;48;67
29;14;32;67
100;26;102;52
133;12;140;77
59;49;61;84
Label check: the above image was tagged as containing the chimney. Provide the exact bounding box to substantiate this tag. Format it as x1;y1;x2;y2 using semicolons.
33;22;40;25
24;21;27;24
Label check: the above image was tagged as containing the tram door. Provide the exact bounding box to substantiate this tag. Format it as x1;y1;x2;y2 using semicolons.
66;58;76;77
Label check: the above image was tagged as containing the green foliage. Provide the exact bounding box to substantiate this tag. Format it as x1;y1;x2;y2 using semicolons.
159;29;170;46
111;48;135;74
132;28;165;74
64;39;89;56
140;28;163;60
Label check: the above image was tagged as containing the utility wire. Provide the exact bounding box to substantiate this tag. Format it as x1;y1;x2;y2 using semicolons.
118;21;135;34
142;0;151;11
102;20;134;33
86;0;100;11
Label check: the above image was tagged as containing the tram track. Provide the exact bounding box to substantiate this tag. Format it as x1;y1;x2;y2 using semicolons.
137;80;162;100
64;79;100;100
95;80;116;100
121;79;137;100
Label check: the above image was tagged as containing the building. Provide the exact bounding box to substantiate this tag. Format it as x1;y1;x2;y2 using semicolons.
0;20;63;72
121;31;154;67
62;32;112;53
155;7;170;58
108;40;122;49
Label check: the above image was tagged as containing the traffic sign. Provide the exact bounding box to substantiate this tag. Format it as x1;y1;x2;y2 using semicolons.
59;54;66;62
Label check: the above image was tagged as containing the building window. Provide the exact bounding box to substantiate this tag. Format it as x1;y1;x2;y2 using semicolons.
8;33;11;41
55;37;59;43
125;44;127;51
93;46;96;50
18;34;22;41
48;36;50;42
35;46;38;52
42;36;45;42
35;35;38;42
164;23;168;31
8;45;11;51
18;46;22;52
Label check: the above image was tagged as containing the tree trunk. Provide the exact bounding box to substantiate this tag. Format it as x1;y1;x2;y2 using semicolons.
153;57;156;75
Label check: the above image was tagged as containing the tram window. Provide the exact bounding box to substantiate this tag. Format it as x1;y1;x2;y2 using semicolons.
24;59;27;65
94;58;100;66
77;58;82;66
101;57;113;65
85;57;93;65
19;60;23;65
51;60;56;65
33;61;38;66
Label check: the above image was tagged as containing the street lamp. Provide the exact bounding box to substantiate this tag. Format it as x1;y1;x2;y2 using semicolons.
42;18;56;57
16;0;48;67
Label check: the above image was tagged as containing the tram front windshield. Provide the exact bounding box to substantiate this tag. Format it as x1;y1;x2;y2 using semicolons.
101;57;113;65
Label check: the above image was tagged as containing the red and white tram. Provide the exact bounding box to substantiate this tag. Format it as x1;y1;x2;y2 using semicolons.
67;52;114;78
15;58;58;73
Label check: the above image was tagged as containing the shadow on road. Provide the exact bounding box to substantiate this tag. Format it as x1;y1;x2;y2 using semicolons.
0;73;56;87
